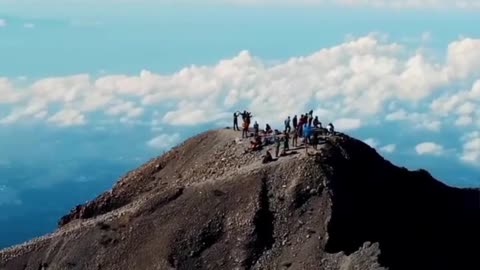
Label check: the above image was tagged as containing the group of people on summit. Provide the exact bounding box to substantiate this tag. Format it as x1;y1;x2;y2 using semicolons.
233;110;335;159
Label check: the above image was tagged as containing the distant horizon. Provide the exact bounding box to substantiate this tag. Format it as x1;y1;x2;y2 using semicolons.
1;0;480;248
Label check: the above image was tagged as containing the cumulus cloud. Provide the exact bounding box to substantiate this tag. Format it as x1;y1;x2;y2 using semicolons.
364;138;379;148
48;109;86;126
415;142;444;156
2;34;480;132
335;118;362;131
447;38;480;79
430;79;480;128
421;120;441;132
0;78;22;103
385;109;408;121
0;99;47;124
380;144;396;153
455;115;473;126
385;110;441;131
364;138;396;153
106;101;144;118
460;132;480;165
147;133;181;150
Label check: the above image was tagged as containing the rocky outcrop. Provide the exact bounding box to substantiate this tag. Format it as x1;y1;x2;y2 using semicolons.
1;129;479;270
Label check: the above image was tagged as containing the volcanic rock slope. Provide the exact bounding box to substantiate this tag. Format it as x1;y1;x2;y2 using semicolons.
1;129;479;270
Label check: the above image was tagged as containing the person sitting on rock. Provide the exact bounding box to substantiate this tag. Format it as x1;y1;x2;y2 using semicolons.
265;124;273;134
262;150;274;164
250;135;262;151
327;123;335;135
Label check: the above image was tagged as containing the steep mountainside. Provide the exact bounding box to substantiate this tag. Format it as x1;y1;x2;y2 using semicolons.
1;129;479;270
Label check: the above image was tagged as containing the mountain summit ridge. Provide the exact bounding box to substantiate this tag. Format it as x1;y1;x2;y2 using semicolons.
1;129;479;270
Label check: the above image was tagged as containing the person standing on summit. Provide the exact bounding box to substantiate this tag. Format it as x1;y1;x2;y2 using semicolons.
292;115;298;130
241;111;253;138
298;114;305;137
274;133;281;158
303;122;312;145
233;111;240;131
308;110;314;127
284;116;291;133
292;128;298;147
313;116;320;128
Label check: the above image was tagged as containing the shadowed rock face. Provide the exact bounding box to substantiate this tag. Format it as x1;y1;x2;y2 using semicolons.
1;129;479;270
322;136;480;270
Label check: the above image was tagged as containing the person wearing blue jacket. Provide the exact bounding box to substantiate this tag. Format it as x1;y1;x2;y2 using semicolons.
303;123;312;145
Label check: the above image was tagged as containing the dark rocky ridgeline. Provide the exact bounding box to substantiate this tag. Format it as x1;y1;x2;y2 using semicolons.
322;135;480;270
0;129;478;270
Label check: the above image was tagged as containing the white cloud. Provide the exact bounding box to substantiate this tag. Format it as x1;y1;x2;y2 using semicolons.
447;38;480;79
380;144;396;153
2;35;480;131
460;132;480;164
0;78;22;103
430;79;480;128
34;111;48;119
456;102;476;115
0;19;6;27
106;101;144;118
147;133;181;150
385;109;408;121
363;138;396;153
415;142;444;156
23;23;35;28
455;115;473;126
0;99;47;124
335;118;362;131
386;109;441;131
48;109;86;126
364;138;379;148
420;120;441;132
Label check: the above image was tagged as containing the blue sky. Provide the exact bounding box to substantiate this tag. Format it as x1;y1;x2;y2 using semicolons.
1;0;480;248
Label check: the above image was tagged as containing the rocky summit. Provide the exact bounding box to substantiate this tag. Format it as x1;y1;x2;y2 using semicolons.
0;129;479;270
